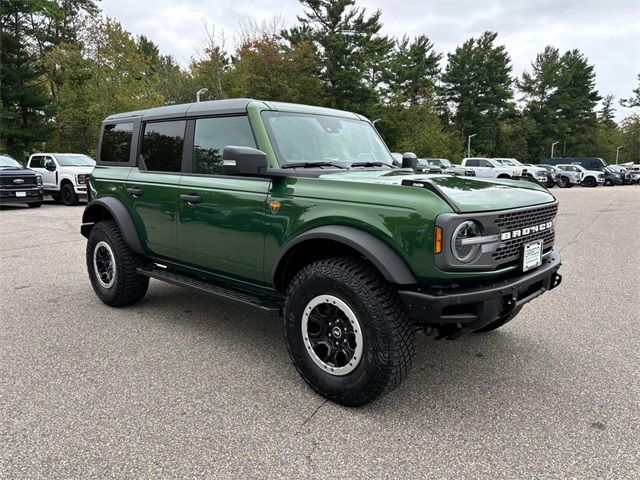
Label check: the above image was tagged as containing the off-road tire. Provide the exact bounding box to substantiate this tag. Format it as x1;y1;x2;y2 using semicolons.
86;220;149;307
283;256;416;407
582;177;597;188
27;202;42;208
61;183;79;205
474;306;523;333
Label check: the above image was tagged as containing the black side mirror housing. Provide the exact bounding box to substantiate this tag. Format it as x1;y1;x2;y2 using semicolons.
45;163;56;171
401;152;418;170
223;146;268;177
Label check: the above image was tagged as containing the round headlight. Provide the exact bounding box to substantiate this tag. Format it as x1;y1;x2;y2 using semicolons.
451;220;483;263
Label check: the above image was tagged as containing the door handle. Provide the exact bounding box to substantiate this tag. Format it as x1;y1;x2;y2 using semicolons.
126;187;144;197
180;194;202;204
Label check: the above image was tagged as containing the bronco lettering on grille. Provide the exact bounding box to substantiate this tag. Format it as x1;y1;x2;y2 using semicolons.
500;221;553;241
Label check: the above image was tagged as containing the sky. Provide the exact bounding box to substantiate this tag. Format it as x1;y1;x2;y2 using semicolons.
100;0;640;120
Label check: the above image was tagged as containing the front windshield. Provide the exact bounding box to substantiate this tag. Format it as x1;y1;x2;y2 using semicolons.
440;159;453;168
56;154;95;166
0;154;21;168
262;111;394;166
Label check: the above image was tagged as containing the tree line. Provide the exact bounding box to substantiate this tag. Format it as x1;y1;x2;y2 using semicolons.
1;0;639;164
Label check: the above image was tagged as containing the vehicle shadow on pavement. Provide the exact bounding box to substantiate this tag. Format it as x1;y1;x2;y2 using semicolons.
137;281;558;413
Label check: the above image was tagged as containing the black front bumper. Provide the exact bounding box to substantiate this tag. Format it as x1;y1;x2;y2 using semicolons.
0;188;44;204
399;252;562;333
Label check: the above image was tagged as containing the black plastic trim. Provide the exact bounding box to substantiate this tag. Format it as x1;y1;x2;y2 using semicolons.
274;225;418;286
80;197;145;254
399;252;562;329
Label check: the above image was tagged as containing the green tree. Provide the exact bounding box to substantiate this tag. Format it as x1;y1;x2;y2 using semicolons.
45;18;164;154
620;73;640;108
598;94;616;127
226;34;324;104
0;0;55;159
287;0;392;116
441;31;513;156
519;46;601;160
384;35;441;105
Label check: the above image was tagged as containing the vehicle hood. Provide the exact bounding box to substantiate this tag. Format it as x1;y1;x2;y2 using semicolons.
319;170;555;213
0;167;36;177
59;165;95;175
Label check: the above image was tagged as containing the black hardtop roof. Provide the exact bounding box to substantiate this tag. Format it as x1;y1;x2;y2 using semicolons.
102;99;364;123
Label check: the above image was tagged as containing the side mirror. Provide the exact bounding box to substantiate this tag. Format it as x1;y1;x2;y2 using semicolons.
401;152;418;170
45;162;56;171
223;146;268;177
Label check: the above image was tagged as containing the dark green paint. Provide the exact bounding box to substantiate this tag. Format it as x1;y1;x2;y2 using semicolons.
88;101;556;290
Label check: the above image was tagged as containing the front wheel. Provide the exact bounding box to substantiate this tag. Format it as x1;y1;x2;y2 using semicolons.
61;183;79;205
582;177;597;188
283;257;416;406
86;220;149;307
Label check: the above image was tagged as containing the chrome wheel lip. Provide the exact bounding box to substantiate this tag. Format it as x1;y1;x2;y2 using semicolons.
93;241;116;289
301;295;363;376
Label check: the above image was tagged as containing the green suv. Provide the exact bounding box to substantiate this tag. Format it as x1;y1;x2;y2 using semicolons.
81;99;562;406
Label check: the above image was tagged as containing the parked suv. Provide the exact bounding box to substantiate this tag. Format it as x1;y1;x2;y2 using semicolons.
27;153;95;205
556;164;605;187
81;99;563;406
0;153;44;207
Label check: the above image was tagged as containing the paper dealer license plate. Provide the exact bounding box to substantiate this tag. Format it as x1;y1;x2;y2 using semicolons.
522;240;543;272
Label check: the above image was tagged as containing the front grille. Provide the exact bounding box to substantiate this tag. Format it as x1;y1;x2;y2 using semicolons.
0;175;37;187
492;204;558;263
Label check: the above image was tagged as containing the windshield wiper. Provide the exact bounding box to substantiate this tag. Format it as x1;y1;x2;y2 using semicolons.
281;161;346;169
350;161;394;168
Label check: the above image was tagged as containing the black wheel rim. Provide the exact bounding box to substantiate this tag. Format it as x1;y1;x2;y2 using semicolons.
301;295;363;376
93;241;116;288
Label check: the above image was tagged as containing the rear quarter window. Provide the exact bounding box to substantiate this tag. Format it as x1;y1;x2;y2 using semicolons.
101;123;133;163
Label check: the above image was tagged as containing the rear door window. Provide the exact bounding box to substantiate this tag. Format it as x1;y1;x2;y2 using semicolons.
466;159;479;167
141;120;186;172
101;123;133;163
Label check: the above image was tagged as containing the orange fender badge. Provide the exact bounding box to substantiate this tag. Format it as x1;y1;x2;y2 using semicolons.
269;200;281;214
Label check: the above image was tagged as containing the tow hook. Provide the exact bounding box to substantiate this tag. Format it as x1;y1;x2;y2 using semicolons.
551;273;562;290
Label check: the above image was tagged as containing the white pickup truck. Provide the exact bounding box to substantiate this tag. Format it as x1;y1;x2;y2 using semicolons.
460;157;523;178
556;164;605;187
27;153;95;205
493;158;548;183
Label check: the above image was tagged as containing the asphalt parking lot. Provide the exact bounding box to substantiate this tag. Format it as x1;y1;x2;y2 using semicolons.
1;186;639;479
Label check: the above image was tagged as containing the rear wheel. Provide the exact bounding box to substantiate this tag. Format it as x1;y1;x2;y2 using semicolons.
474;306;523;333
497;174;511;179
557;176;569;188
283;257;416;406
61;183;79;205
86;220;149;307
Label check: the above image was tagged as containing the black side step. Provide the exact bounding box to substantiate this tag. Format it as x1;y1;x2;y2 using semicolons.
137;265;282;316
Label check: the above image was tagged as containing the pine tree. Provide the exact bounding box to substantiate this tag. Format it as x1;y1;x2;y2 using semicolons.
384;35;441;105
598;94;616;127
441;31;513;156
0;1;55;159
286;0;392;116
620;73;640;108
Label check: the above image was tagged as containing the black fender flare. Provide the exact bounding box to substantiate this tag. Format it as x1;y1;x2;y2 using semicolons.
273;225;418;286
80;197;145;254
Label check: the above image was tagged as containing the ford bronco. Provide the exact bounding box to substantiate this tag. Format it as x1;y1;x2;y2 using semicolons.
81;99;562;406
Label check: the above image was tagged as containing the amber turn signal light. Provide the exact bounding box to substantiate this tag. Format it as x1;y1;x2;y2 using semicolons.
434;226;443;254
